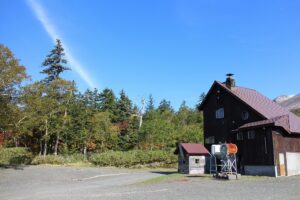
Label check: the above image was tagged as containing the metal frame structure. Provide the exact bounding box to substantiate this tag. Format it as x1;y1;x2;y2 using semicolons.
210;144;239;179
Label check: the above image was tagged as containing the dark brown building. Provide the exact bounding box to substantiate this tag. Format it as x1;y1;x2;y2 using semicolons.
199;75;300;177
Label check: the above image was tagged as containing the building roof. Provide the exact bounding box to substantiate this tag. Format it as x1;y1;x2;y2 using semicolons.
234;115;291;133
175;143;210;155
199;81;300;134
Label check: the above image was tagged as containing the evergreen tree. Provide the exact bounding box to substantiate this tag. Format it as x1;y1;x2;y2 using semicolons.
196;92;206;111
158;99;173;113
41;39;69;82
99;88;117;112
145;94;155;113
116;90;132;122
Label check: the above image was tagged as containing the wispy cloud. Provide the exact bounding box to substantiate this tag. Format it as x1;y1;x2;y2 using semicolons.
26;0;97;89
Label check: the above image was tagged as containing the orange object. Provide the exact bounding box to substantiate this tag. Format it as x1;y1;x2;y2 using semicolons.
227;143;238;154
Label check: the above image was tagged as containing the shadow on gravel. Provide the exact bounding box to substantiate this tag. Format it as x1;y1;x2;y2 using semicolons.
150;171;178;175
0;165;28;170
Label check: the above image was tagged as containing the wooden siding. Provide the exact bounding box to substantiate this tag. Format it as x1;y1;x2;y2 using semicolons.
235;128;274;166
272;128;300;175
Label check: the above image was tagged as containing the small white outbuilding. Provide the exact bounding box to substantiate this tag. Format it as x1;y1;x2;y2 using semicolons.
175;143;210;175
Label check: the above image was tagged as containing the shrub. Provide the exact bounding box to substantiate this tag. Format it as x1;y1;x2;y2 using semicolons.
62;153;86;163
31;154;87;165
0;147;33;166
31;155;65;165
90;150;177;167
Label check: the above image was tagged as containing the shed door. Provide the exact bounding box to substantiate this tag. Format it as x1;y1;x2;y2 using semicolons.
279;153;286;176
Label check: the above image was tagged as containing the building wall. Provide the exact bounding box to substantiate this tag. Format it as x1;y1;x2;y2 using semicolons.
178;155;206;174
272;129;300;176
235;128;274;166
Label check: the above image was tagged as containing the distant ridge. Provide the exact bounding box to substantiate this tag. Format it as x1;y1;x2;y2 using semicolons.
274;94;300;111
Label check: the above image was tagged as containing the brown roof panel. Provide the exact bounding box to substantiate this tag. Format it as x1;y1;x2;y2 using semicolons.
181;143;210;155
235;115;291;133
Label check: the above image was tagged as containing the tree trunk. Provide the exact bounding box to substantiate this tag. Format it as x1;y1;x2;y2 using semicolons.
54;134;59;156
54;109;67;155
14;137;18;147
39;139;43;155
43;119;48;157
83;145;87;161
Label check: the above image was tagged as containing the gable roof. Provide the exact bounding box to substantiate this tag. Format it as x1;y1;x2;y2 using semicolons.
199;81;300;134
174;143;210;155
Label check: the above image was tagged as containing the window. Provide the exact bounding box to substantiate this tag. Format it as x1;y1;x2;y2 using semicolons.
205;136;215;144
195;159;199;164
237;132;244;141
241;111;249;120
247;130;255;139
216;108;224;119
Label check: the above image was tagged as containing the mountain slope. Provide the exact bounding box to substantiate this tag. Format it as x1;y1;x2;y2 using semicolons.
275;94;300;111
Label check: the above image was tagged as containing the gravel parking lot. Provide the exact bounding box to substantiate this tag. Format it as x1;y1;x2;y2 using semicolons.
1;165;300;200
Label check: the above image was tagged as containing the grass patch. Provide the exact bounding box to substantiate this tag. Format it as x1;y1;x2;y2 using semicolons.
142;173;184;184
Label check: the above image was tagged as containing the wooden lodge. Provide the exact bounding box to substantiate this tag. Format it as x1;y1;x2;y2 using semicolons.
199;74;300;177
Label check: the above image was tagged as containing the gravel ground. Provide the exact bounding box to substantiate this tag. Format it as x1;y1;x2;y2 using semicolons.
1;165;300;200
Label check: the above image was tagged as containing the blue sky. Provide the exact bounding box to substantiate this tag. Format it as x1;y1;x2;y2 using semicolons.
1;0;300;110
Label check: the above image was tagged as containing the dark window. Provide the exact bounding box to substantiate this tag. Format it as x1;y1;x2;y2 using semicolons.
241;111;249;120
205;136;215;144
237;132;244;141
216;108;224;119
247;130;255;139
195;159;199;164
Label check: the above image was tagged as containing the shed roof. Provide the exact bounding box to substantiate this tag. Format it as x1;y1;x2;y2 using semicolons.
175;143;210;155
234;115;291;133
199;81;300;134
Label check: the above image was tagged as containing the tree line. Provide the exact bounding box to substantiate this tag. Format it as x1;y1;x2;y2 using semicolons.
0;40;204;157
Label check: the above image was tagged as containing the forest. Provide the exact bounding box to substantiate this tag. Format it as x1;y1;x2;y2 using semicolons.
0;40;204;166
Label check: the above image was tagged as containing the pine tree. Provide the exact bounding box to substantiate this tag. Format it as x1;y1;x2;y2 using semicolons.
41;39;69;82
196;92;206;111
145;94;155;113
158;99;173;113
116;90;132;122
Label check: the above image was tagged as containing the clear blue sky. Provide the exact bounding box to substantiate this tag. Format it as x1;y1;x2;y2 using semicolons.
1;0;300;110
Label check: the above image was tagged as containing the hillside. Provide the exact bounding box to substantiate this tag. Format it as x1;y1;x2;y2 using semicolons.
274;94;300;111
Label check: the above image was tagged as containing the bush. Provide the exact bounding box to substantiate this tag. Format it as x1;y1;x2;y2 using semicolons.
31;155;66;165
31;154;87;165
90;150;177;167
0;147;33;166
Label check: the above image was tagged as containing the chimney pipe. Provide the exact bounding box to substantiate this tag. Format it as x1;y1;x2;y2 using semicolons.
225;73;235;89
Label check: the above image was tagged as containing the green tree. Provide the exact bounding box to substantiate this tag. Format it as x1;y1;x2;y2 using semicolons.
116;90;132;122
145;94;155;113
37;39;74;155
22;82;58;155
158;99;173;113
0;44;28;144
99;88;117;119
41;39;69;82
196;92;206;111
